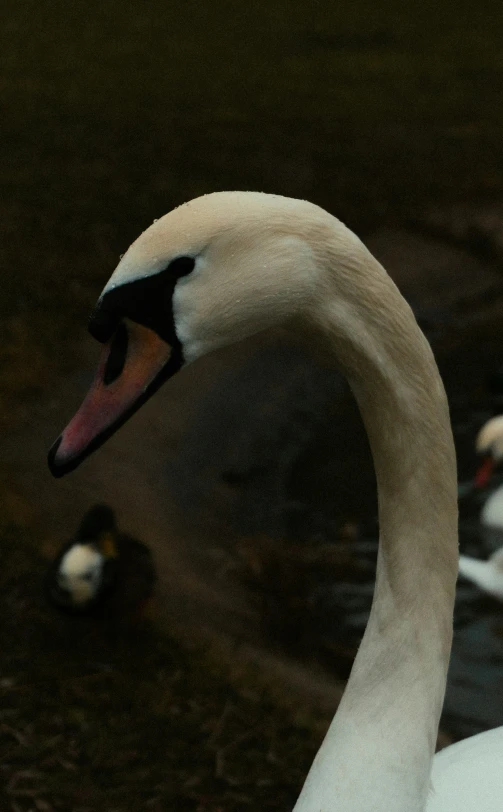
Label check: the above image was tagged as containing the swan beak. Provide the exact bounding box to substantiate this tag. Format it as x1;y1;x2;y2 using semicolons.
48;321;179;477
474;454;495;489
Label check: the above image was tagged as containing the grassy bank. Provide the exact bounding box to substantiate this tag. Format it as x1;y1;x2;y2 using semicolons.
1;528;325;811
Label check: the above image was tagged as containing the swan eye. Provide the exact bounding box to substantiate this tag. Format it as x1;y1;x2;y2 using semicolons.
168;256;195;276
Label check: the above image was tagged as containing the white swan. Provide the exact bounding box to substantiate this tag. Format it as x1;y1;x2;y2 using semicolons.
48;192;503;811
474;415;503;529
455;416;503;600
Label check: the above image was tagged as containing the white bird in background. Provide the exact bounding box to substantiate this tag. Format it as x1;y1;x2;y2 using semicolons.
473;414;503;529
48;192;503;811
456;415;503;601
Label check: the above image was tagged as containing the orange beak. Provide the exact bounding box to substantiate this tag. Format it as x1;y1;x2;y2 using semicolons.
474;454;495;489
48;321;178;477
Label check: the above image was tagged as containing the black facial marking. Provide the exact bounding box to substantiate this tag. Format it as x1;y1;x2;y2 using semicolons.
167;256;196;276
103;323;129;385
48;257;194;479
88;255;195;345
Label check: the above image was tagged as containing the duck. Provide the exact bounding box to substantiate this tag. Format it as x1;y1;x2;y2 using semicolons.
472;414;503;529
45;503;156;618
47;192;503;811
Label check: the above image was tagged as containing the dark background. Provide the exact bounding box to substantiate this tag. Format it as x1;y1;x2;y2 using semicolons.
2;2;503;810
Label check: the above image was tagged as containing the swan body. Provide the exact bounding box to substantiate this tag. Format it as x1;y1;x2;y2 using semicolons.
47;192;502;810
428;728;503;811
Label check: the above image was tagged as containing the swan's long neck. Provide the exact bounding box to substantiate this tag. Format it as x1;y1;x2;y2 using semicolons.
294;232;458;812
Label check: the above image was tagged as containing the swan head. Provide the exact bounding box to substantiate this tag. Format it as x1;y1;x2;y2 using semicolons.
474;415;503;488
48;192;327;476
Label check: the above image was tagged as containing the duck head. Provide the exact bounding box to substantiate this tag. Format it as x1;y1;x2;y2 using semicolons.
48;192;322;476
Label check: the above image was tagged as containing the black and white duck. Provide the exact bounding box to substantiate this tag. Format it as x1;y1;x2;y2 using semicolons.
45;504;156;618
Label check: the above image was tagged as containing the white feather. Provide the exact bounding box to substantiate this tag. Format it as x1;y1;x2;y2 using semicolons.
58;544;103;604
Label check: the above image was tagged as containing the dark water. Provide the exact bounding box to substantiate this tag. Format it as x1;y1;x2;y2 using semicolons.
148;291;503;738
307;491;503;739
446;437;503;735
306;356;503;739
